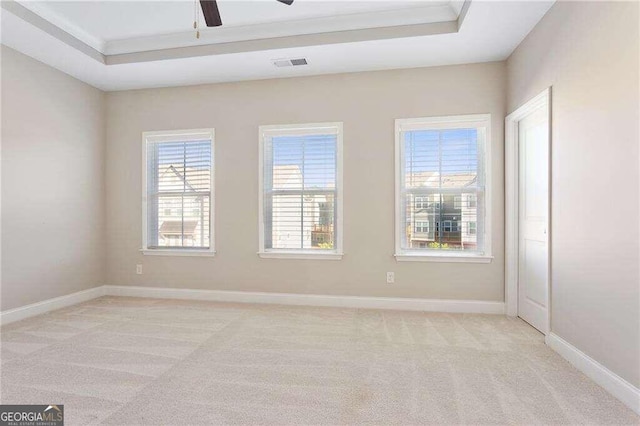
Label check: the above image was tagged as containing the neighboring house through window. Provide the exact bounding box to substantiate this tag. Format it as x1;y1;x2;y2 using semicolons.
395;114;492;261
142;129;214;255
259;123;343;259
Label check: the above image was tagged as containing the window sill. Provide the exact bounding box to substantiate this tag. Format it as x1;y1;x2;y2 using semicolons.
258;251;343;260
394;253;493;263
141;249;216;257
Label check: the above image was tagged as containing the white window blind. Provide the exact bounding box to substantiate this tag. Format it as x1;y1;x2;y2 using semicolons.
259;123;343;258
143;130;214;252
396;115;490;257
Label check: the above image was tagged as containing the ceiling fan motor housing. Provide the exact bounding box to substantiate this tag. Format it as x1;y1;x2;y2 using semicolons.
200;0;294;28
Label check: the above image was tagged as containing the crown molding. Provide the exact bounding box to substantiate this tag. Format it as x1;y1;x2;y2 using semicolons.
10;0;105;53
1;1;105;64
107;20;458;65
104;3;460;55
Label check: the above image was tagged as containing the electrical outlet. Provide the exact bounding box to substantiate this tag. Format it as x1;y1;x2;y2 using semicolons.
386;272;395;284
136;264;143;275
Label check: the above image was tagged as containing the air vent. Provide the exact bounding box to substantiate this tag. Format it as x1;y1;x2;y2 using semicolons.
272;58;308;68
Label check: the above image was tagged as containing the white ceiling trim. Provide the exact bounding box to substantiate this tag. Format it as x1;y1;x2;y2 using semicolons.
105;3;460;55
107;20;458;65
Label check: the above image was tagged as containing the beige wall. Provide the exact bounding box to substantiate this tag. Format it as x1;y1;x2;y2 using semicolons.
1;46;106;310
507;2;640;387
106;62;506;301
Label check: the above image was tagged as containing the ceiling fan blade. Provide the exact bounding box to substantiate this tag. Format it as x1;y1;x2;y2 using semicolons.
200;0;222;27
276;0;294;5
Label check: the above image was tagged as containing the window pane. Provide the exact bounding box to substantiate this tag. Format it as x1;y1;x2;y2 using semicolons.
264;133;337;251
271;135;336;191
440;129;478;188
270;193;335;249
147;138;212;249
404;192;480;251
152;194;210;248
404;131;439;189
401;125;483;253
404;129;478;189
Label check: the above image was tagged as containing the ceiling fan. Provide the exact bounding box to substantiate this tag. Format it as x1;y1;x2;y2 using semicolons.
199;0;294;28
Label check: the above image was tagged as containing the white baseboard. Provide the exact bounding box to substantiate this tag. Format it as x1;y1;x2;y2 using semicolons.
546;333;640;415
0;284;504;325
104;285;505;314
0;286;106;326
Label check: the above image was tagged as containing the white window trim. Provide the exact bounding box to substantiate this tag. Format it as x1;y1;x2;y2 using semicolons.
258;251;343;260
396;252;493;263
258;122;344;260
141;128;215;257
394;114;493;263
140;248;216;257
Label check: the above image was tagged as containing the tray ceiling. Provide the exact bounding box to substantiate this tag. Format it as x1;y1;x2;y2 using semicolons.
0;1;554;91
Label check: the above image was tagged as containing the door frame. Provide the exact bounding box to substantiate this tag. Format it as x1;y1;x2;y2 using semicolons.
504;87;552;333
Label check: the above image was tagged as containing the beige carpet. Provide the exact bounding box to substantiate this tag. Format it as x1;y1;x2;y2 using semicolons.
0;296;637;425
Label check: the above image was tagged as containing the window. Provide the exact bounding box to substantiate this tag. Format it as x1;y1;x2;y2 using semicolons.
395;115;491;262
415;196;429;210
468;194;477;208
415;221;430;233
442;220;459;233
454;194;477;209
142;129;214;256
468;221;477;235
454;196;463;209
259;123;343;259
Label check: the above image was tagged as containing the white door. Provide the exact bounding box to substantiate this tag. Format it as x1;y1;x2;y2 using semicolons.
518;106;549;334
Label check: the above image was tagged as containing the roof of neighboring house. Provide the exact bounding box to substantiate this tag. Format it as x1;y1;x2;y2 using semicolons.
406;171;477;188
273;165;302;189
158;164;210;192
272;165;336;190
159;220;198;236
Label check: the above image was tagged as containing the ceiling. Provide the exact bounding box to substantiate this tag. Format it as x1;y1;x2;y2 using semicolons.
24;1;458;46
0;0;554;91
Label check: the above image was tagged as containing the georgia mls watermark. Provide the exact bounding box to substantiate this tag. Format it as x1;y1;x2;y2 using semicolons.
0;405;63;426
